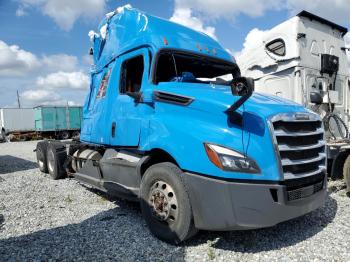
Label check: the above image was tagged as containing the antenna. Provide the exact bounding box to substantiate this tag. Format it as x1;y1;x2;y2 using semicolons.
16;90;21;108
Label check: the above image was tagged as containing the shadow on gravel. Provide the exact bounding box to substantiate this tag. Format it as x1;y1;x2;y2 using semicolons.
0;188;337;260
0;155;37;174
0;194;185;261
184;193;337;252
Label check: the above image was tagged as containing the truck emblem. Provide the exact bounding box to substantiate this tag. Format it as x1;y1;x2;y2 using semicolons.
294;113;310;120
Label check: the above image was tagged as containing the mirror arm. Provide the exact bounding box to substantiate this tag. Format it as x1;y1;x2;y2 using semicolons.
225;89;252;113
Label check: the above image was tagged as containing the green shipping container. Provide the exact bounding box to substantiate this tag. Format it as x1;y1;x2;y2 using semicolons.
34;106;82;132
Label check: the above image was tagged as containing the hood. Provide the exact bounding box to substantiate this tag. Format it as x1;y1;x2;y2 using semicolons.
155;82;307;119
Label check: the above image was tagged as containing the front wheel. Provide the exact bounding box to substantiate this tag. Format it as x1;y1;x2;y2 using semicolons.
140;162;197;244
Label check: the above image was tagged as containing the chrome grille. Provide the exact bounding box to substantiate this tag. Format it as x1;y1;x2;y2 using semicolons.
270;113;326;180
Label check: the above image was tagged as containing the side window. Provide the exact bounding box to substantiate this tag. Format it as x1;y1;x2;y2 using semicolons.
96;69;111;99
120;56;144;94
266;39;286;56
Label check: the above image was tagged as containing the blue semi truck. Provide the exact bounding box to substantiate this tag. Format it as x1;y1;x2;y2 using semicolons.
35;6;327;244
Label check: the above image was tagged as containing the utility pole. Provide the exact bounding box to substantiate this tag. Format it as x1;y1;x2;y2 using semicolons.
16;90;21;108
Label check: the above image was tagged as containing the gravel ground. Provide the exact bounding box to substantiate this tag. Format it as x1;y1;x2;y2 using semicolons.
0;141;350;261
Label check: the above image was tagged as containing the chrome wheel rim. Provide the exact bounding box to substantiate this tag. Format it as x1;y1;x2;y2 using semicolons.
149;180;178;223
38;159;44;169
47;150;54;173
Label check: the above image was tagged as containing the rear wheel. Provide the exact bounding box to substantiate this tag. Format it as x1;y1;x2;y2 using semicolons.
140;162;197;244
343;155;350;193
71;131;80;140
59;131;70;140
331;152;348;180
0;128;5;142
46;142;67;180
36;141;49;173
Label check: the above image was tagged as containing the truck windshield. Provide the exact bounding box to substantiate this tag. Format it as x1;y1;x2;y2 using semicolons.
154;51;239;86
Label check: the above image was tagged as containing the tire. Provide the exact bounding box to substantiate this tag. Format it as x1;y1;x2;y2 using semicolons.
343;154;350;193
46;142;67;180
36;141;49;173
140;162;197;244
67;143;81;172
59;131;70;140
331;153;348;180
71;131;80;140
0;129;5;142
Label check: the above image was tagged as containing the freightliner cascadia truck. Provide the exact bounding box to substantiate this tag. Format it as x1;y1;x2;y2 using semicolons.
237;11;350;191
35;6;327;244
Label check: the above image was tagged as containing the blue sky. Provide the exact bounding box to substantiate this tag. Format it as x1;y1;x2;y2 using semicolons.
0;0;349;107
0;1;290;58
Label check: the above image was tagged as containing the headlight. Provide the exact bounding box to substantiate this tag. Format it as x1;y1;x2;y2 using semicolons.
204;143;260;173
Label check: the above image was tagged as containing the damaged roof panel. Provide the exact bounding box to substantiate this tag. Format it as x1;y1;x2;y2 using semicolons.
91;6;233;71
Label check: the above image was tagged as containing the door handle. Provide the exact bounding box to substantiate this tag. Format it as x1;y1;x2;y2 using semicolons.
111;122;116;138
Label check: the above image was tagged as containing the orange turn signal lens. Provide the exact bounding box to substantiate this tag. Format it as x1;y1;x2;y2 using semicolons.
204;144;223;169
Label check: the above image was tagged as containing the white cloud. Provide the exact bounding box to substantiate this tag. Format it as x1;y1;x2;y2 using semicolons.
0;40;88;107
170;7;217;40
21;89;78;106
236;28;268;57
15;7;27;17
170;0;285;42
0;40;81;76
173;0;350;25
174;0;283;19
0;40;40;76
42;54;78;72
15;66;93;107
17;0;107;31
286;0;350;24
22;89;60;103
82;54;93;67
36;71;89;90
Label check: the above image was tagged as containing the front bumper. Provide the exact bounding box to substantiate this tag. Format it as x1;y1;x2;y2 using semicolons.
183;172;327;231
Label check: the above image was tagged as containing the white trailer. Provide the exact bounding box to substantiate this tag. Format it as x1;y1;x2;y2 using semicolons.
0;108;35;140
237;11;350;189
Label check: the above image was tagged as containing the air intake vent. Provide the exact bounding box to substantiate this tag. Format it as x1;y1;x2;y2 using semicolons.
153;91;193;106
287;180;323;201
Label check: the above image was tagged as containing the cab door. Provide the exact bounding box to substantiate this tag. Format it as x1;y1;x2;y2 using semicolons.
109;48;151;146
